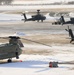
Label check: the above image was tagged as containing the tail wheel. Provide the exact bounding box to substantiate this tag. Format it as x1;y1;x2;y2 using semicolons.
41;20;43;22
37;20;39;22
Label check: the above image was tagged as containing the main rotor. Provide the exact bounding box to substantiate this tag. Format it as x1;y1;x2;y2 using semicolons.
0;36;24;47
0;36;51;47
9;36;20;44
9;36;20;39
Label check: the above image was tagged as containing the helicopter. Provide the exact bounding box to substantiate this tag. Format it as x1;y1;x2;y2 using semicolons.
0;36;23;63
52;15;74;25
22;10;46;22
60;16;74;25
55;15;74;25
65;26;74;43
0;35;50;63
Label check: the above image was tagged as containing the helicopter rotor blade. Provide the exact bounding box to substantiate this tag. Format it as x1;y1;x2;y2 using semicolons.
0;36;20;39
68;26;69;30
21;38;51;47
0;37;9;39
0;36;51;47
68;26;71;37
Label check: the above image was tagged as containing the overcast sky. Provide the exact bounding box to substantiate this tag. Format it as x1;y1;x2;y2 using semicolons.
48;0;74;3
13;0;74;2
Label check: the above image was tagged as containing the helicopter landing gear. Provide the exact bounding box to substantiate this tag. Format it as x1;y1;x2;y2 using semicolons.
37;20;39;22
41;20;43;22
15;52;19;59
7;58;12;63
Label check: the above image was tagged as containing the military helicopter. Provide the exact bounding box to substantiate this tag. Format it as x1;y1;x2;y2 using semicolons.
59;16;74;25
65;26;74;43
0;35;50;63
0;36;23;63
22;10;46;22
52;15;74;25
56;16;74;25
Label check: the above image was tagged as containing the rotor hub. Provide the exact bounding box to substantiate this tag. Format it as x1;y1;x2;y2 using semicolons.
9;36;20;39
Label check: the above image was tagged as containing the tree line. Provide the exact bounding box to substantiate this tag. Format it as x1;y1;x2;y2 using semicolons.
0;0;13;5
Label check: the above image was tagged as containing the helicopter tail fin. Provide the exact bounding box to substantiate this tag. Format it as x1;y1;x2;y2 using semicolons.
65;26;74;43
60;16;65;25
23;13;27;21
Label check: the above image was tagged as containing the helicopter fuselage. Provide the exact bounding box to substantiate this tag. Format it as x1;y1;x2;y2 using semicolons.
0;43;22;60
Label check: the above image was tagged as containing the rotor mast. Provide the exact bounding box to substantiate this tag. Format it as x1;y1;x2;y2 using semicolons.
9;36;20;44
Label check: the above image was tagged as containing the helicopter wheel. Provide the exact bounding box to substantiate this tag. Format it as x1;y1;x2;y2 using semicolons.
15;52;19;59
37;20;39;22
41;20;43;22
8;59;12;63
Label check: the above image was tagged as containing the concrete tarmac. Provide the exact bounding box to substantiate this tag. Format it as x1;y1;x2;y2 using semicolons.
0;21;74;35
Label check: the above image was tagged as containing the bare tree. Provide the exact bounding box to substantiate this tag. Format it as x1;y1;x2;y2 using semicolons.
0;0;13;5
68;1;74;4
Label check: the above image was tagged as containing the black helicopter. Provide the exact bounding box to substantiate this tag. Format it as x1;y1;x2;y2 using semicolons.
0;36;50;63
52;15;74;25
65;26;74;43
60;16;74;25
22;10;46;22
